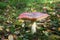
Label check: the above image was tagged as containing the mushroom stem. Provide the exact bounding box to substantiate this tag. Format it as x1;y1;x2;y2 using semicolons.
31;22;37;34
22;23;25;27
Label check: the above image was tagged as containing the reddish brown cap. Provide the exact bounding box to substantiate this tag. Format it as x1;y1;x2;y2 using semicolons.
18;12;49;21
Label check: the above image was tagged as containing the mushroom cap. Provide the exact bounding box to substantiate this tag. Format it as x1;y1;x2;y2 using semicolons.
18;12;49;21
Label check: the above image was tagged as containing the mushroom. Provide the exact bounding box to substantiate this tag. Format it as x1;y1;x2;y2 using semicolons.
18;12;49;34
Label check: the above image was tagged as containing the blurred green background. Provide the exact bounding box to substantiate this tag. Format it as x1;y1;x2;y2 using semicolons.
0;0;60;40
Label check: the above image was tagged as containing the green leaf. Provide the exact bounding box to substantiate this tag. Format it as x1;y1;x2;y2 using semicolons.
0;2;7;9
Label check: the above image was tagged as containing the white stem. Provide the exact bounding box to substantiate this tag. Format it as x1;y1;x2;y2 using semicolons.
31;22;37;34
22;23;25;27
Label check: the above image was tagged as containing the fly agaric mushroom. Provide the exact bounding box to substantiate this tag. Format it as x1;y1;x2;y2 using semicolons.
18;12;49;34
